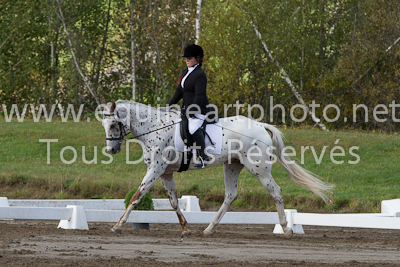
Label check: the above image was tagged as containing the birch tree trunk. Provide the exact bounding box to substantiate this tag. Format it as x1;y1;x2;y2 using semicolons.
0;36;10;51
143;0;165;98
251;22;325;130
337;35;400;104
195;0;202;44
130;0;136;101
93;0;112;90
48;15;55;99
54;0;99;106
300;0;305;92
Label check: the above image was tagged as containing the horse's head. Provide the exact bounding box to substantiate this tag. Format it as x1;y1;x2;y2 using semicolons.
101;100;130;154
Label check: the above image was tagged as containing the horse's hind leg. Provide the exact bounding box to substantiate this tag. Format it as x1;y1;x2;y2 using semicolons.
256;174;293;238
160;173;191;237
204;160;243;236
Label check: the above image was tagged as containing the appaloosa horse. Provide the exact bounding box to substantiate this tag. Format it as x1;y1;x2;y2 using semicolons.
101;100;332;238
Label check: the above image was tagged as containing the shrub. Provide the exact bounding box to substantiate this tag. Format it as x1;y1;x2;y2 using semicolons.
124;190;154;210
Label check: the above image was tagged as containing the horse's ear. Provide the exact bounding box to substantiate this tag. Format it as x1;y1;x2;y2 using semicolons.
101;98;106;105
110;101;116;113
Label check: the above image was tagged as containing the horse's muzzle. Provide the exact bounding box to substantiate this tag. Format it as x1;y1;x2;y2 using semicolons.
107;145;121;154
110;147;121;154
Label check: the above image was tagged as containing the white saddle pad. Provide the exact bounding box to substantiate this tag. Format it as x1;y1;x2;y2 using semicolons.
174;118;223;154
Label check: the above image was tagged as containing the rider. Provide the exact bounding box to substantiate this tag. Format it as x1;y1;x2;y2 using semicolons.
168;44;215;168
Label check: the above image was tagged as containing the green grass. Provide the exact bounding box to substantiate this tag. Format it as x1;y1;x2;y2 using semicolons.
1;117;400;213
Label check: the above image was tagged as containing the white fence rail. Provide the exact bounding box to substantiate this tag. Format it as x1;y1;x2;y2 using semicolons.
7;198;190;211
293;213;400;230
1;196;399;233
1;206;72;220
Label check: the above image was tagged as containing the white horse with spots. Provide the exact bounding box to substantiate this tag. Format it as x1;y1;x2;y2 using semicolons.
102;100;332;238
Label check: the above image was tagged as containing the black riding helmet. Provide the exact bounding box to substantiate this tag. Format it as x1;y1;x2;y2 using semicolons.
183;44;204;58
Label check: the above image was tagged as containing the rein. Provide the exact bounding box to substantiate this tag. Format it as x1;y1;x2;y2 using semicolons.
104;112;271;146
127;121;181;140
103;112;180;143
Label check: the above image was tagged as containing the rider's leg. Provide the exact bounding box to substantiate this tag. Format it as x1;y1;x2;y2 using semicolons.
191;127;211;168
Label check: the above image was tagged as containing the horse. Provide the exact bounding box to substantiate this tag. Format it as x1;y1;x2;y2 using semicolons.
101;99;333;238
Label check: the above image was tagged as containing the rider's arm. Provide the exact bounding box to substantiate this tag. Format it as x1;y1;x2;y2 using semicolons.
192;71;207;112
168;83;183;106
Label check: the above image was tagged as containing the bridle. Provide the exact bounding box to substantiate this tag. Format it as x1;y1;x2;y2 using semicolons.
103;112;129;143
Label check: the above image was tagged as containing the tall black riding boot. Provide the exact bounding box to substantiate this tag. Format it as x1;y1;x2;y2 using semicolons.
191;128;211;168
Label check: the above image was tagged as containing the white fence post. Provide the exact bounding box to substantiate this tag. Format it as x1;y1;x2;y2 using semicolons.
0;197;12;221
381;199;400;217
57;205;89;230
0;197;9;207
273;209;304;234
181;195;201;212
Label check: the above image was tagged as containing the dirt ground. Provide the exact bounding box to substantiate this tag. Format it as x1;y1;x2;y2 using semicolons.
1;219;400;267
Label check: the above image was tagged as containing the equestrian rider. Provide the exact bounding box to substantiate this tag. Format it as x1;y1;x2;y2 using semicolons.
168;44;215;168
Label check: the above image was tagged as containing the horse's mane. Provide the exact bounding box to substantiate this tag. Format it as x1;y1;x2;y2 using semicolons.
115;99;179;115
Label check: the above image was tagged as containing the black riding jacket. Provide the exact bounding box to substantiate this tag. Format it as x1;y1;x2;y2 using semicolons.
168;66;210;115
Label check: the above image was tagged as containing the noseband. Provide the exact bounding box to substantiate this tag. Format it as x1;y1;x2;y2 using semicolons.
103;113;129;143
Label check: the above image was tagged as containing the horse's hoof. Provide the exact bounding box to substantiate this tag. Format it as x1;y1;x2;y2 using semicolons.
203;230;213;237
111;226;122;234
284;229;293;239
181;230;191;237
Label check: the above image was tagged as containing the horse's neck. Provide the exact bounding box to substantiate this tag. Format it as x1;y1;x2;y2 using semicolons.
128;103;177;141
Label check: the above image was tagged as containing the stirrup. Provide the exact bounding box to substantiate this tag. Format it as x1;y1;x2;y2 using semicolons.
195;156;210;168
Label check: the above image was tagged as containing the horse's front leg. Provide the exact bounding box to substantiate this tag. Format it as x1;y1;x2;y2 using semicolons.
160;173;191;237
111;165;164;234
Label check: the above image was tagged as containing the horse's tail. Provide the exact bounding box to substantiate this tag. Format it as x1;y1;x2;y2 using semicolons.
263;123;334;203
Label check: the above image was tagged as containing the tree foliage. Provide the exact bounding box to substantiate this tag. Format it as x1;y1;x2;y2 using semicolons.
0;0;399;131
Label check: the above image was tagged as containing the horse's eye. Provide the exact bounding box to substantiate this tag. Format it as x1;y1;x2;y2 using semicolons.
110;125;115;129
